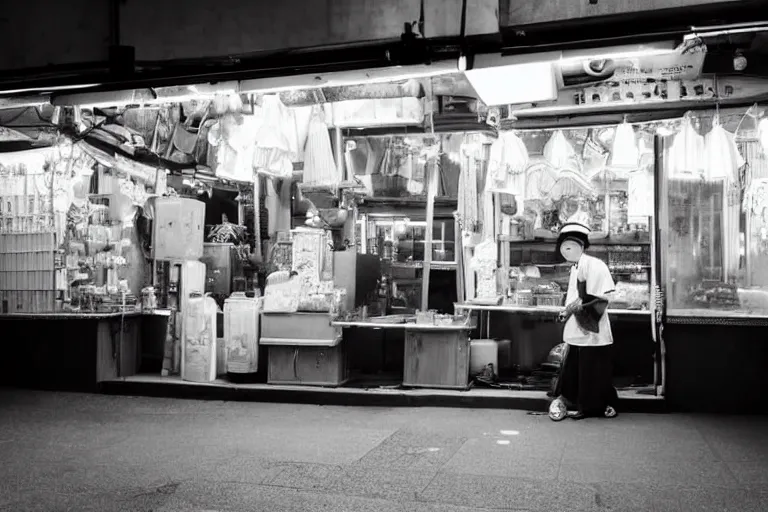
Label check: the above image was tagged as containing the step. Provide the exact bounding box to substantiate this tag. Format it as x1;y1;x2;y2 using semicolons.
99;375;667;413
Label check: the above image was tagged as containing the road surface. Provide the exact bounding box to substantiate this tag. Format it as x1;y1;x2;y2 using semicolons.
1;388;766;511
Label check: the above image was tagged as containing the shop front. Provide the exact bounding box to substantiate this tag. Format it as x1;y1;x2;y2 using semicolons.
1;20;767;412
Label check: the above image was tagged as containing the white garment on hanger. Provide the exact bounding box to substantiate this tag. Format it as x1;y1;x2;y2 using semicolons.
254;95;295;179
487;132;529;191
627;168;654;218
758;118;768;157
543;130;576;169
303;109;339;187
291;106;314;162
208;114;262;183
668;117;705;178
704;120;745;182
609;123;639;168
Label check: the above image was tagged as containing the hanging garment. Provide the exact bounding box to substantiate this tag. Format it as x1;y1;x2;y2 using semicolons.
302;108;339;187
196;119;218;166
291;106;314;163
208;114;261;183
550;166;595;201
458;142;480;233
609;122;639;169
487;131;529;216
253;95;294;180
406;155;425;195
543;130;577;169
705;119;745;282
704;120;745;182
744;178;768;216
487;131;529;192
582;129;610;180
627;167;654;218
759;118;768;157
668;117;705;178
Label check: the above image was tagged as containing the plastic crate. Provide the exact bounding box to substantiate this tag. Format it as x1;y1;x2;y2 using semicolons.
508;291;534;307
534;293;565;307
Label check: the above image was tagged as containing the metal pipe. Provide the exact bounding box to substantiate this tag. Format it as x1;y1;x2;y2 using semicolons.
686;21;768;39
334;127;344;183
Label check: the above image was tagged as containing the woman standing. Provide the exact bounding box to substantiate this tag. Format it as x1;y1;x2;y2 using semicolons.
549;221;619;421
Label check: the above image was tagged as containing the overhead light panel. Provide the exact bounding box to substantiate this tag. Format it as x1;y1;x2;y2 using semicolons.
464;53;560;107
239;61;458;94
52;81;240;108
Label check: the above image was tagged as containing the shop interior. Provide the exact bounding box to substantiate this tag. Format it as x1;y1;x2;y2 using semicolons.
2;35;768;397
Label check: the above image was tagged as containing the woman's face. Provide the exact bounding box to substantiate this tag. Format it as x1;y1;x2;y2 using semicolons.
560;239;584;263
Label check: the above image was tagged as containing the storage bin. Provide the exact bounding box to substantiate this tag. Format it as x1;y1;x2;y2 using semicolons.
152;197;205;261
224;293;260;374
182;293;217;382
267;343;348;387
470;339;498;377
534;293;565;307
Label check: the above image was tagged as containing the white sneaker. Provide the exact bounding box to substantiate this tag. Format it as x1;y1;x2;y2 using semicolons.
549;399;567;421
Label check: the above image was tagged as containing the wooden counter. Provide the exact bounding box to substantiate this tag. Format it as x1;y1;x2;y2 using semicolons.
262;312;348;387
333;319;474;391
0;311;169;392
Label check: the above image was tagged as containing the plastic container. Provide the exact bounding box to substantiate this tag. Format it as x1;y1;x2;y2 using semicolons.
534;293;565;307
470;339;498;377
182;292;218;383
496;339;513;371
224;293;261;374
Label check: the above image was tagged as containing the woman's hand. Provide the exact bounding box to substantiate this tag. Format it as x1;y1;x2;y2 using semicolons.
559;299;582;322
565;299;583;314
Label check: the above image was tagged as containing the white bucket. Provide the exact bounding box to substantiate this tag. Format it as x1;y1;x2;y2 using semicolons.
470;339;498;377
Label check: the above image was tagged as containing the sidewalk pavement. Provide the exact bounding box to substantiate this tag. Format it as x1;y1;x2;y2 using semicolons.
1;388;766;512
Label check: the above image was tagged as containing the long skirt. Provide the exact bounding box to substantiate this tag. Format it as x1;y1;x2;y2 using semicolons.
554;343;618;416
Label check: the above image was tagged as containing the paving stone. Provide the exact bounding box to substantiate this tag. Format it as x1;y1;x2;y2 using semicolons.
723;459;768;488
324;467;437;501
442;437;562;480
558;458;739;488
265;462;346;490
352;428;468;471
418;471;597;511
3;389;768;512
592;482;768;512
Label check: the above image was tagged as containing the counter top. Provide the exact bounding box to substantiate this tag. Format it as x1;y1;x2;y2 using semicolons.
665;309;768;326
0;309;171;320
333;320;474;331
454;303;651;316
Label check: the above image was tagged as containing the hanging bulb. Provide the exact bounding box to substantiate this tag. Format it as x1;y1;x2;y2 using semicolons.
733;50;748;72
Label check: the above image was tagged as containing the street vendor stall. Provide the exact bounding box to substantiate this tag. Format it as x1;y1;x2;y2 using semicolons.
451;123;659;393
0;140;173;390
4;26;768;411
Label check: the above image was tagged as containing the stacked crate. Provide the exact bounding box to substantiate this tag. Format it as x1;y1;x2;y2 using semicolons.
0;232;56;313
0;170;56;313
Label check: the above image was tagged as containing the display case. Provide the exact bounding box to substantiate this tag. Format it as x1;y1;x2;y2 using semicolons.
358;213;457;313
500;239;652;311
659;115;768;319
490;126;655;312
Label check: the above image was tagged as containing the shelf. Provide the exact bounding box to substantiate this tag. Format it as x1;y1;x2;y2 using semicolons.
499;235;650;246
388;261;457;271
510;262;650;271
333;320;474;331
454;303;652;316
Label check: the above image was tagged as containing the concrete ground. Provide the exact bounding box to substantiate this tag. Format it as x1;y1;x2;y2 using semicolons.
0;389;766;512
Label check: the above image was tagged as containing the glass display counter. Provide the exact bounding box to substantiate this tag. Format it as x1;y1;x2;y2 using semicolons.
660;127;768;322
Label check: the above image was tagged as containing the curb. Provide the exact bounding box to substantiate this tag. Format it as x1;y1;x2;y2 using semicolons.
98;380;669;414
